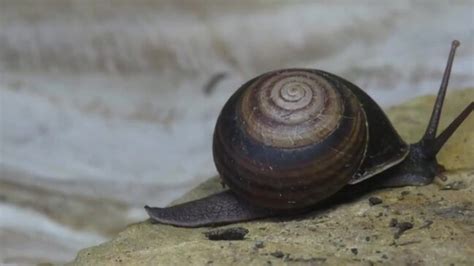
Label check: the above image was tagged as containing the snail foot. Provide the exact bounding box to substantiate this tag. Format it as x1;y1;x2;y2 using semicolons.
145;191;276;227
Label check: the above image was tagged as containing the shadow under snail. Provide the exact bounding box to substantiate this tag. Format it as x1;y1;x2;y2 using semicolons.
145;40;473;227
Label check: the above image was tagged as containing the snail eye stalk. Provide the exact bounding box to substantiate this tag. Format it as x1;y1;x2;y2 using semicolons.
419;40;473;158
426;102;473;157
422;40;460;141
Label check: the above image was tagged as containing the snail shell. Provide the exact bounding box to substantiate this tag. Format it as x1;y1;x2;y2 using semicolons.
213;69;408;210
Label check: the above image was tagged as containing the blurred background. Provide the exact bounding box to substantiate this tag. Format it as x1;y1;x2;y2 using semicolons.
0;0;473;264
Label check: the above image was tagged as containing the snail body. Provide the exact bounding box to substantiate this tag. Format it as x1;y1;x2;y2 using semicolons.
146;41;473;227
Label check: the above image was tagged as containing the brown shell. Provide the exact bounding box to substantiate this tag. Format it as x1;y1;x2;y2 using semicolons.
213;69;369;210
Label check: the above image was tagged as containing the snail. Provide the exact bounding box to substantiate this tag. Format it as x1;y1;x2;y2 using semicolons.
145;40;473;227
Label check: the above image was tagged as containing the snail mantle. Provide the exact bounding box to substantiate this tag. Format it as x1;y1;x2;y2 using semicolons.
71;88;474;266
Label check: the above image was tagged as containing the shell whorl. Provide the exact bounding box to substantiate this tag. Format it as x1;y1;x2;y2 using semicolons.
213;69;368;210
240;70;342;148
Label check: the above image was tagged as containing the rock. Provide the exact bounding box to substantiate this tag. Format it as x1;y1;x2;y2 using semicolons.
71;89;474;265
368;197;383;206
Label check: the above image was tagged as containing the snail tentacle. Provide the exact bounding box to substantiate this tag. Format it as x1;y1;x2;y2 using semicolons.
421;40;460;142
428;102;473;157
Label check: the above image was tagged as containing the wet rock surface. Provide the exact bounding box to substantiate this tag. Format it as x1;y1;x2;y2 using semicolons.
72;90;473;265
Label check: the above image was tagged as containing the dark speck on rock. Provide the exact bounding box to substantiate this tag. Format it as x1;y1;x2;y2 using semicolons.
270;251;285;258
254;240;265;249
204;227;249;241
389;218;398;227
351;248;358;255
394;222;414;239
369;197;383;206
286;256;327;263
419;220;433;229
398;191;410;200
401;191;410;196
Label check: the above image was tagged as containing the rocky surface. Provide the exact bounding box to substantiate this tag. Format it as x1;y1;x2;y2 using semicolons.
71;89;474;265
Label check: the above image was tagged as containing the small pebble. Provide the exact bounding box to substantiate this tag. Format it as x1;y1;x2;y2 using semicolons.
351;248;358;255
398;222;414;231
204;227;249;241
419;220;433;229
270;251;285;258
394;222;414;239
254;240;265;249
368;197;383;206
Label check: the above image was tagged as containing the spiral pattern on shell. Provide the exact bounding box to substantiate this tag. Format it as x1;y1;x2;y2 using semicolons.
241;70;343;148
213;69;368;210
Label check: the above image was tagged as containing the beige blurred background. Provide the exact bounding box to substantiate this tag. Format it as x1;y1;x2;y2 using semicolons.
1;0;473;264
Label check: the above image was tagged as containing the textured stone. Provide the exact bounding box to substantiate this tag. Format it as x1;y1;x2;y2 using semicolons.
71;89;474;265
